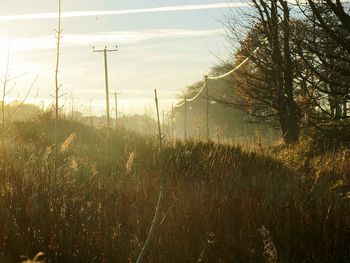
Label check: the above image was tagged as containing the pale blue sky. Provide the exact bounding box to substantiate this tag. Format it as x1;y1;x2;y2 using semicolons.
0;1;251;116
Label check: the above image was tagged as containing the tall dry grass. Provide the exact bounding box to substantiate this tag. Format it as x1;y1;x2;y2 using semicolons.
0;118;349;262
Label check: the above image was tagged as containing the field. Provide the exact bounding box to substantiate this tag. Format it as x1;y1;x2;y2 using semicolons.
1;0;349;262
0;116;349;262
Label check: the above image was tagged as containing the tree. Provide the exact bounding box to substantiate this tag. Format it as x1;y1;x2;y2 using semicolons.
0;49;37;161
296;0;350;124
174;65;280;144
54;0;62;181
227;0;302;144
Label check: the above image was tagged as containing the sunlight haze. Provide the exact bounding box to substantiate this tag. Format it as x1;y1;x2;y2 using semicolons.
0;1;249;116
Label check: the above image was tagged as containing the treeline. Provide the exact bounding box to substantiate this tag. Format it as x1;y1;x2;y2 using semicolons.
173;67;280;145
0;102;41;122
179;0;350;145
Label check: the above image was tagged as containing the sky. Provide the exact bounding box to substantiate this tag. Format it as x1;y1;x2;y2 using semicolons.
0;0;251;116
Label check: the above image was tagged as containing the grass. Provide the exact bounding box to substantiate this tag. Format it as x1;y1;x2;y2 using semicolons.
0;117;349;262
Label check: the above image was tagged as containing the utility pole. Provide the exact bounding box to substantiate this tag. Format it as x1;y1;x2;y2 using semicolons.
93;45;118;128
111;90;122;127
162;109;166;139
205;75;209;141
171;102;174;145
89;98;93;127
155;90;163;150
244;118;247;147
184;96;187;140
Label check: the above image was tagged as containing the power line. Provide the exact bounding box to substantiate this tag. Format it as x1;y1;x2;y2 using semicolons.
174;42;263;109
174;82;206;108
208;44;263;80
185;82;206;102
172;38;267;141
174;100;185;108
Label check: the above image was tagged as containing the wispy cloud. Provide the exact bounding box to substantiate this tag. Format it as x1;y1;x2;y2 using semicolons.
0;29;225;51
0;2;251;22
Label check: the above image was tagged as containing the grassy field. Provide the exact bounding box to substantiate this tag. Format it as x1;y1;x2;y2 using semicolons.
0;116;349;262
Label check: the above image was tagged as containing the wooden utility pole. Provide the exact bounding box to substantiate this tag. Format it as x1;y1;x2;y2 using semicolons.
136;89;164;263
205;75;209;141
89;98;93;127
184;96;187;140
244;118;247;147
171;102;174;145
111;91;122;127
93;45;118;128
162;109;166;139
155;90;163;150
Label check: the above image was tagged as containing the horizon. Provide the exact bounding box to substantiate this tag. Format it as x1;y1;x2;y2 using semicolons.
0;1;252;117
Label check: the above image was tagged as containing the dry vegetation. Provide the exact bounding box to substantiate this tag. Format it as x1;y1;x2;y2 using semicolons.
0;115;349;262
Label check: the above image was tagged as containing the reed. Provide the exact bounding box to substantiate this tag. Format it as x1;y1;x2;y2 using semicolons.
0;118;349;262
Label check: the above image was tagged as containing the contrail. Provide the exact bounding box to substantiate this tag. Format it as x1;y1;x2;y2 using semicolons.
0;2;251;22
0;29;226;51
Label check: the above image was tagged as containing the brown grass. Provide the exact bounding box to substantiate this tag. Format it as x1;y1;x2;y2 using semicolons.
0;119;349;262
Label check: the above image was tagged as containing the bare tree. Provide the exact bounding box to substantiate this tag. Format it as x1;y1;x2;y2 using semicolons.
54;0;62;182
1;48;11;159
295;0;350;124
0;47;36;161
225;0;302;144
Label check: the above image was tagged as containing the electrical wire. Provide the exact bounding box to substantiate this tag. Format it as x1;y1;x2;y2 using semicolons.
174;100;185;108
173;37;267;106
185;82;206;102
208;45;261;80
174;82;206;108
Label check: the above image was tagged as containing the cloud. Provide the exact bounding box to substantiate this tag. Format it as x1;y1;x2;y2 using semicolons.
0;2;251;22
0;29;226;51
0;1;331;23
